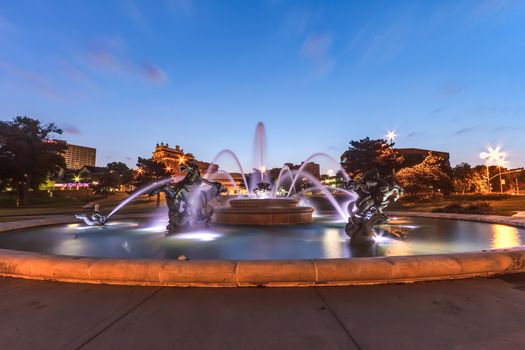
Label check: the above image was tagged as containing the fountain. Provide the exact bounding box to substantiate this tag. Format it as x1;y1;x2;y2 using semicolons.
3;122;525;287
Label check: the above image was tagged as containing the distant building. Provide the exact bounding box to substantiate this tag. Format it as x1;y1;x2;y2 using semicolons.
396;148;450;169
152;142;217;176
64;143;96;170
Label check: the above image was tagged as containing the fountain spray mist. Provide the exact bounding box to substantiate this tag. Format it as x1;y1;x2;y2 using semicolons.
107;177;179;218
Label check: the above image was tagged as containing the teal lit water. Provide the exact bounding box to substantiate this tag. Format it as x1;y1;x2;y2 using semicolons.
0;216;522;260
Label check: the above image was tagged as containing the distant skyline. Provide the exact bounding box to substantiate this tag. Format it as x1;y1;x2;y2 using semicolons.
1;0;524;172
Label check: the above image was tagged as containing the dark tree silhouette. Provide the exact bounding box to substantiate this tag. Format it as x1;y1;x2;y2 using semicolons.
340;137;403;182
0;116;66;206
135;157;170;207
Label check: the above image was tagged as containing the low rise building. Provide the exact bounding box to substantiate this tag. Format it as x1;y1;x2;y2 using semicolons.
152;143;217;176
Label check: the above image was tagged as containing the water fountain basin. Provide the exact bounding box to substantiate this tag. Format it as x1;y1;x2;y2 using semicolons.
213;198;314;225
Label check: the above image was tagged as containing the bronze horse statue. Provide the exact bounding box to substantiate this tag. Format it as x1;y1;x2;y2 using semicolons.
345;170;403;245
155;161;225;233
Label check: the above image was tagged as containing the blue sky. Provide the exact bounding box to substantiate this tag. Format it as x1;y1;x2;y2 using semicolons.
1;0;524;172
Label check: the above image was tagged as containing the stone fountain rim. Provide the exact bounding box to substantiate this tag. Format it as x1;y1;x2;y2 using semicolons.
0;212;525;287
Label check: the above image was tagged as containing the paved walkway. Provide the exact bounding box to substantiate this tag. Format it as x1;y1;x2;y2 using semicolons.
2;275;525;350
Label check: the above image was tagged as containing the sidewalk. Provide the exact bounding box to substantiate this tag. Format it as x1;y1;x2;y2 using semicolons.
2;274;525;349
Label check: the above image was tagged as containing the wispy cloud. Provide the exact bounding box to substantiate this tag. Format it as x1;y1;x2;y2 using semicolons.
84;35;168;84
282;8;313;36
302;33;336;76
348;11;410;65
0;61;60;98
62;124;81;135
439;84;464;95
454;127;476;135
432;106;446;114
406;131;418;138
141;63;167;83
471;0;520;18
165;0;193;14
0;14;15;32
58;60;97;90
124;0;150;30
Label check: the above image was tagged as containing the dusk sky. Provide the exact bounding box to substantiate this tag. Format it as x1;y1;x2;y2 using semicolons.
1;0;524;172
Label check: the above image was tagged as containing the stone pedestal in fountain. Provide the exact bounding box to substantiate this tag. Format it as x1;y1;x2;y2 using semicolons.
213;198;314;225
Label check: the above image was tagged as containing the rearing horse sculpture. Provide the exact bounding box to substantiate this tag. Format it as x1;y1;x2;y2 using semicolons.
155;160;225;233
345;170;404;245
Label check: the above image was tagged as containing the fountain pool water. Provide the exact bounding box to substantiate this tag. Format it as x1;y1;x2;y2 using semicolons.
0;216;523;260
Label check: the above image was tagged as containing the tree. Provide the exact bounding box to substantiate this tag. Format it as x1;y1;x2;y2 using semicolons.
452;163;490;194
90;169;120;196
135;157;170;207
452;162;473;194
396;153;453;196
340;137;403;181
106;162;134;190
0;116;66;206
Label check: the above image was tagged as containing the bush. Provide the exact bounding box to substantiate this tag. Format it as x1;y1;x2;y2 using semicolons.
432;202;493;215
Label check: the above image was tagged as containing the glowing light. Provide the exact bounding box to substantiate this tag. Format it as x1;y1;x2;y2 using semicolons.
179;156;186;164
373;235;390;243
74;176;80;183
491;224;522;249
480;145;507;166
170;231;222;242
326;169;336;177
386;131;397;143
259;165;267;173
137;168;144;174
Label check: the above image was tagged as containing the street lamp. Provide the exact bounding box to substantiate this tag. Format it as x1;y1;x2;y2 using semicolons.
496;157;508;194
386;131;397;145
480;145;507;193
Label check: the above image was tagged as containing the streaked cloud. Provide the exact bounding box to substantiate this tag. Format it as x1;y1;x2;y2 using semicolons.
62;124;81;135
0;14;15;32
302;33;336;76
454;127;476;135
439;84;464;95
141;63;167;83
84;36;168;84
0;61;60;98
472;0;520;18
432;106;446;114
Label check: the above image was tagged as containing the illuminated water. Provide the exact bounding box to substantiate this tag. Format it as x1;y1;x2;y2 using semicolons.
0;217;523;260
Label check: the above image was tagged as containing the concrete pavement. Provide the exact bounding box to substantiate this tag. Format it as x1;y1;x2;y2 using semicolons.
1;275;525;349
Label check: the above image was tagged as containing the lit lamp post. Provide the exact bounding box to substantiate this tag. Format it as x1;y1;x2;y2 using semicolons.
386;131;397;145
386;131;397;177
497;157;507;194
479;145;507;193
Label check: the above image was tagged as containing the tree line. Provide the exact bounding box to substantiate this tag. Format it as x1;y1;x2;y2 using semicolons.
341;137;522;197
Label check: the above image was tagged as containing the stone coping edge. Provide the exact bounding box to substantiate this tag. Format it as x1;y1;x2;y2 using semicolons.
387;211;525;228
0;211;524;287
0;248;524;287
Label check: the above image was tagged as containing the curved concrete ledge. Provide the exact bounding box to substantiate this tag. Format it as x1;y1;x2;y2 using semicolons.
0;247;524;287
0;212;524;287
387;211;525;228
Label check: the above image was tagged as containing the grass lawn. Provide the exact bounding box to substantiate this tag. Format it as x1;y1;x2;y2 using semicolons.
0;192;162;217
390;194;525;216
3;192;525;218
